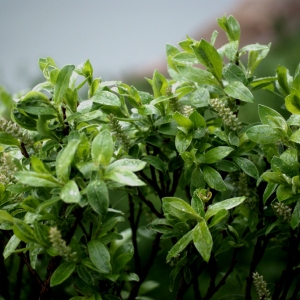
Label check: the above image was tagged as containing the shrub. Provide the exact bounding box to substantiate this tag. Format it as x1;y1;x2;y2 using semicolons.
1;15;300;300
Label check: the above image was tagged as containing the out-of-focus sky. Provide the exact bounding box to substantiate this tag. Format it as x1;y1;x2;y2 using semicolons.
0;0;240;93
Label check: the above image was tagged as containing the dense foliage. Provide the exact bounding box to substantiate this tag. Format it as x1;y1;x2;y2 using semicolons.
1;15;300;300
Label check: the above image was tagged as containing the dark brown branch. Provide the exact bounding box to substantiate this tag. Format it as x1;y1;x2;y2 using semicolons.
128;233;162;300
128;194;142;275
137;188;163;218
20;142;30;158
204;256;218;299
169;168;181;196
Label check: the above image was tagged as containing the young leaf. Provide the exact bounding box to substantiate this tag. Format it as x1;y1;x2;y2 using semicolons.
285;90;300;114
91;129;114;167
14;171;62;187
166;229;194;262
233;157;259;179
175;131;193;153
13;218;37;244
54;65;75;105
17;91;57;115
60;180;81;204
106;158;146;173
224;82;254;103
0;132;20;146
87;180;109;217
91;90;121;107
192;39;223;81
263;183;278;205
205;197;246;221
202;165;227;192
217;15;240;43
104;167;145;186
258;104;285;125
291;200;300;230
112;243;134;273
0;210;14;224
173;112;194;133
204;146;234;164
50;261;76;287
193;221;213;262
56;139;80;182
88;240;112;274
3;235;20;259
246;125;281;144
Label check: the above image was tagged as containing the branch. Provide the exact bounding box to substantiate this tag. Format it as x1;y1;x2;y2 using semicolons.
204;255;218;299
13;256;24;300
128;194;142;275
245;234;269;299
128;232;162;300
20;142;30;158
137;188;163;218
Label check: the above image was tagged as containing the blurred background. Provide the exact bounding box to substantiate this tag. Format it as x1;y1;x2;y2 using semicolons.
2;0;300;299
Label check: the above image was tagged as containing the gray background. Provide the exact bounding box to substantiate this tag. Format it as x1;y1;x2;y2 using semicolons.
0;0;239;93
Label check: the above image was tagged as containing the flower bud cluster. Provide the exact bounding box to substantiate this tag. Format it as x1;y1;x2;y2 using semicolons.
0;153;18;185
253;272;271;300
107;114;130;152
0;118;34;147
181;105;194;117
49;227;77;262
272;201;292;222
209;98;241;131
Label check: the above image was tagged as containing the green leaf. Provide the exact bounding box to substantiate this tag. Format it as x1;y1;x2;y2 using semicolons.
285;90;300;114
289;130;300;143
172;52;197;65
166;229;194;262
0;132;20;146
233;157;259;179
246;125;281;144
205;197;246;221
60;180;81;204
163;197;202;222
87;180;109;217
18;91;57;115
222;64;247;84
217;15;240;42
56;139;80;182
50;261;76;287
173;112;194;132
176;66;221;92
112;243;134;273
91;129;114;167
15;171;62;187
246;44;270;75
148;69;169;98
11;109;37;131
175;131;193;153
271;156;297;178
258;104;284;125
276;65;291;96
106;158;146;173
204;146;234;164
104;167;145;186
291;200;300;229
3;235;20;259
31;156;51;174
193;221;213;262
142;156;165;173
192;39;223;81
261;171;287;185
208;209;228;228
88;240;112;274
224;82;254;103
202;165;227;192
276;184;293;202
13;218;37;244
263;183;277;205
54;65;75;105
189;110;206;127
191;189;205;218
91;90;121;107
0;210;14;224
